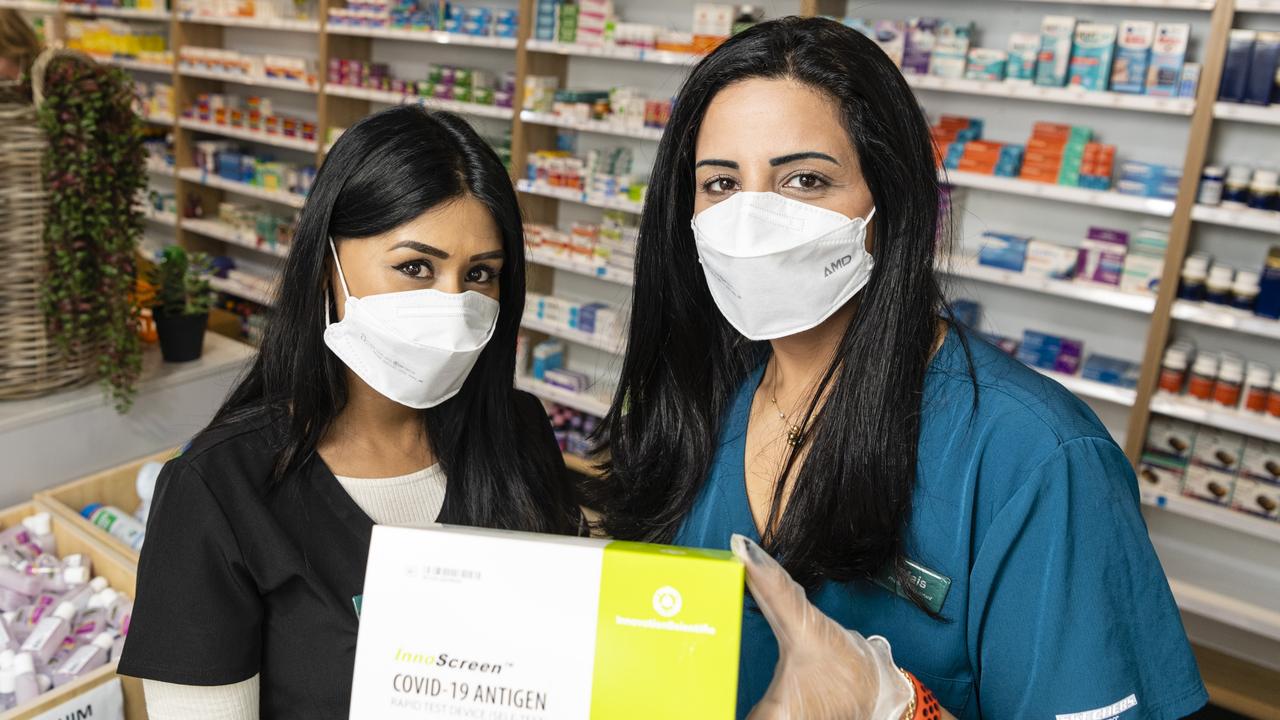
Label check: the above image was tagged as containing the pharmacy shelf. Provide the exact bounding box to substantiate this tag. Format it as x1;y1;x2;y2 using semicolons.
1150;393;1280;443
520;315;623;354
1171;301;1280;341
516;179;644;214
515;375;611;418
1168;578;1280;643
62;3;169;20
324;83;515;120
178;66;318;93
943;255;1157;313
1213;101;1280;125
177;167;307;209
175;13;320;32
527;248;634;287
1017;0;1215;7
520;111;665;141
1191;203;1280;234
142;111;174;125
0;1;59;13
943;169;1177;217
145;160;175;177
209;275;275;307
1142;492;1280;545
1236;0;1280;12
184;218;291;258
905;75;1195;116
324;23;517;49
525;39;702;66
1036;367;1138;406
178;117;319;152
100;56;173;74
142;207;176;226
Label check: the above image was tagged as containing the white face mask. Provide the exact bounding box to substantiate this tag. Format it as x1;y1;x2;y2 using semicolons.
691;192;876;341
323;238;500;409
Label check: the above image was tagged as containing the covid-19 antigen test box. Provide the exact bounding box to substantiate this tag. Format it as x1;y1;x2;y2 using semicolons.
350;525;745;720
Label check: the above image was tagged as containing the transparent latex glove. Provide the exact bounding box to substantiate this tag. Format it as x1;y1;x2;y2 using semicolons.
731;533;914;720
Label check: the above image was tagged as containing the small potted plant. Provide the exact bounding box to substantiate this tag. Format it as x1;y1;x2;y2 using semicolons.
149;246;213;363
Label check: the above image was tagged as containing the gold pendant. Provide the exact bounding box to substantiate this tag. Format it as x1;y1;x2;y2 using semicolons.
786;425;805;447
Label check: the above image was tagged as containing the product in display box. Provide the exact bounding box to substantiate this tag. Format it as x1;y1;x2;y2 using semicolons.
929;20;972;79
351;525;743;719
1247;32;1280;106
1067;23;1117;91
874;20;906;68
965;48;1007;81
80;504;146;551
1035;15;1076;88
902;17;939;75
1192;427;1245;474
1138;457;1186;498
1147;23;1191;97
65;18;170;65
175;0;319;23
548;402;602;458
1184;464;1236;505
0;513;133;712
1005;32;1039;83
1112;20;1155;94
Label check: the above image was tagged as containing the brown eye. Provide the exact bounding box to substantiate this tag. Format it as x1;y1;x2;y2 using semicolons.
396;261;432;279
702;176;738;195
784;172;827;190
466;265;498;284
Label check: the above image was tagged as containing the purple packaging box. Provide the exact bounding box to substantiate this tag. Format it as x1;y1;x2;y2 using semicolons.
1055;339;1084;375
1086;226;1130;248
903;18;941;75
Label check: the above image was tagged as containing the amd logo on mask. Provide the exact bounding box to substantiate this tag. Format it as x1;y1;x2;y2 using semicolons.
824;255;853;277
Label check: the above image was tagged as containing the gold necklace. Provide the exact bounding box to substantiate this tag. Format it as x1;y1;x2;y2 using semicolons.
769;367;807;448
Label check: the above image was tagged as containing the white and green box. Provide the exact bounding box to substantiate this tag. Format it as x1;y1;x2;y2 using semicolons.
350;525;745;719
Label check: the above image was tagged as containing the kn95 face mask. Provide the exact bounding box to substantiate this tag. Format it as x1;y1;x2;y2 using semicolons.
323;237;500;409
691;191;876;341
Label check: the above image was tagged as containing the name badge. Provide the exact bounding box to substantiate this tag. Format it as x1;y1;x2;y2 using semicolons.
872;558;951;615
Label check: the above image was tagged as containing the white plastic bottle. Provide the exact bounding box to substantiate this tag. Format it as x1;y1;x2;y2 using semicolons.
51;633;114;687
0;665;14;711
0;566;42;597
19;515;54;556
135;462;163;524
0;614;14;653
19;602;74;663
60;577;109;612
11;653;37;705
90;589;133;631
79;505;146;551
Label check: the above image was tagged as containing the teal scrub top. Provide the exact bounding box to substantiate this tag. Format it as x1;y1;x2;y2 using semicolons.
673;330;1207;720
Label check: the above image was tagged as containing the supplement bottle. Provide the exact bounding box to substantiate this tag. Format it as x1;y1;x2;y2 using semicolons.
1244;362;1272;413
1214;354;1244;409
1188;352;1219;401
1206;265;1235;305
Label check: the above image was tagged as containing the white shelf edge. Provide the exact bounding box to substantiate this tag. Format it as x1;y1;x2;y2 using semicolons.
324;22;517;48
519;110;665;141
1142;492;1280;544
942;255;1156;313
99;56;173;73
142;112;174;125
1236;0;1280;13
1213;101;1280;125
184;218;291;258
1167;578;1280;643
906;74;1195;116
62;3;170;20
1170;301;1280;341
1191;203;1280;234
943;169;1177;217
516;179;644;214
514;375;611;417
177;167;307;209
175;13;319;31
324;84;514;119
527;249;634;287
146;161;175;177
178;117;319;152
520;315;623;355
1035;366;1138;406
1016;0;1214;8
0;1;60;14
1150;393;1280;443
525;39;702;66
178;66;318;93
142;208;176;226
209;275;275;307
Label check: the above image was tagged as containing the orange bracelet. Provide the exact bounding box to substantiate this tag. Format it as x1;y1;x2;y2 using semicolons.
903;671;943;720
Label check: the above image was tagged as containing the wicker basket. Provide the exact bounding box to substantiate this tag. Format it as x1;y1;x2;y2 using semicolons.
0;50;96;400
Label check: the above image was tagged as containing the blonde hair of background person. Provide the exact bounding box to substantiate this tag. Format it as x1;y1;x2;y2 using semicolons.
0;10;41;81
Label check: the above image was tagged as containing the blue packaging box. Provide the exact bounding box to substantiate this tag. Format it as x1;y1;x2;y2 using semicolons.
951;299;982;329
978;232;1031;272
1016;330;1064;371
1148;23;1190;97
577;302;607;334
1068;23;1117;91
1035;15;1077;87
1112;20;1154;94
1220;30;1256;102
1246;32;1280;105
1082;354;1140;388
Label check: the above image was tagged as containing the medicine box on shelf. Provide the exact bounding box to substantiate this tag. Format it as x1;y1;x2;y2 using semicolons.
35;448;175;567
0;503;145;720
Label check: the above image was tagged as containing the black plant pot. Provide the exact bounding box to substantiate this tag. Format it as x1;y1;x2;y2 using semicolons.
154;310;208;363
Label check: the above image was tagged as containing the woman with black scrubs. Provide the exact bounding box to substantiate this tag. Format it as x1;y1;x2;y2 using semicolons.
118;106;581;717
588;17;1207;720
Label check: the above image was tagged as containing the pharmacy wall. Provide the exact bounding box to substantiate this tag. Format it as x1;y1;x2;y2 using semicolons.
3;0;1280;716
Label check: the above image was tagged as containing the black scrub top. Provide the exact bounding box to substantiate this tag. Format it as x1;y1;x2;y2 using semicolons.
117;392;570;719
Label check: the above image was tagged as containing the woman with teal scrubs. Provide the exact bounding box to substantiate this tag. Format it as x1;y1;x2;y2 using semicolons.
588;17;1207;719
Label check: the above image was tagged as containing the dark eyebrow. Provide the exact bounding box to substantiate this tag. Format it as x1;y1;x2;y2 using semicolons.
770;152;840;167
695;158;739;170
469;250;505;262
390;241;449;259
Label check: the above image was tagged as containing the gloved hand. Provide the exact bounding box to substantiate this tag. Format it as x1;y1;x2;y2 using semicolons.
731;533;914;720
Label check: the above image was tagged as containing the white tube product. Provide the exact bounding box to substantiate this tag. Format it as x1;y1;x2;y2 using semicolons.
80;505;145;551
90;589;132;631
0;615;14;653
51;633;114;687
61;577;109;612
19;515;54;556
0;666;13;711
11;653;37;705
19;602;74;663
0;567;42;597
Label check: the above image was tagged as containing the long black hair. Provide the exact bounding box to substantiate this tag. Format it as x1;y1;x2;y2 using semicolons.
588;17;963;600
213;105;579;535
